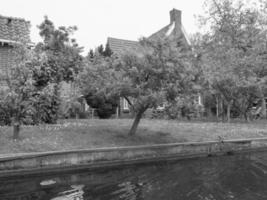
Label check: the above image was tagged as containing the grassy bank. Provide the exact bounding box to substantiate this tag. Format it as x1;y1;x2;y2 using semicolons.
0;119;267;155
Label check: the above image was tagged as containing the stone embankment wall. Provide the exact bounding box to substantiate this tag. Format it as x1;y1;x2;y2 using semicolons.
0;138;267;176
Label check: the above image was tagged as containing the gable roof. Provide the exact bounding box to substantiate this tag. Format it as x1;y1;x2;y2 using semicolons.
148;9;191;46
107;9;190;56
107;37;140;55
148;22;191;46
0;15;31;44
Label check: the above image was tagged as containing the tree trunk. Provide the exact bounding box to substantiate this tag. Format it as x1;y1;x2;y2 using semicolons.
261;97;266;119
53;83;61;123
244;112;250;122
128;110;144;136
13;123;20;140
216;95;219;121
226;101;232;123
220;95;224;121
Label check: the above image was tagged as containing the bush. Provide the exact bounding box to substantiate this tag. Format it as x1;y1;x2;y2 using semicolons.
84;92;118;119
150;108;166;119
164;96;202;120
0;101;12;125
31;86;60;124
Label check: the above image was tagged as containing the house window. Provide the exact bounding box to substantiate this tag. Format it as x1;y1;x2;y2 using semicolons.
123;98;129;110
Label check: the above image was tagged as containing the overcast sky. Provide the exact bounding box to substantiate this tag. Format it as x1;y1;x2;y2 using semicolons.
1;0;206;54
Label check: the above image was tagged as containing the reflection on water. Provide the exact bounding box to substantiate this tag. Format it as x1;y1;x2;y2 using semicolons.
51;185;84;200
1;152;267;200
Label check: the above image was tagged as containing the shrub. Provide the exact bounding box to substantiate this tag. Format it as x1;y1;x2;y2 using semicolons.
164;96;201;120
0;101;12;125
84;92;118;119
32;86;60;124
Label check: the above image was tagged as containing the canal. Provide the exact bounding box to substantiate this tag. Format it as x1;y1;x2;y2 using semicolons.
1;151;267;200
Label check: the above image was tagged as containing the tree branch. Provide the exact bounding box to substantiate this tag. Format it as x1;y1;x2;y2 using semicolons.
123;96;133;107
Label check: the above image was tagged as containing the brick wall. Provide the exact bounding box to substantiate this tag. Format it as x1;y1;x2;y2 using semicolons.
0;45;12;72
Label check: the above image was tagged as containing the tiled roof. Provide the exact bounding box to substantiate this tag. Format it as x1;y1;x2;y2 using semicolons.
108;9;191;55
107;37;141;55
148;23;191;47
0;15;30;44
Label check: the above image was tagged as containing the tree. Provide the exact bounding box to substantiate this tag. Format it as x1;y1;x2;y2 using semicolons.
232;85;261;121
0;44;37;139
97;44;104;56
80;37;195;135
36;16;83;121
197;0;267;121
103;42;113;57
81;43;115;119
118;38;195;135
79;52;119;118
84;90;118;118
88;49;94;60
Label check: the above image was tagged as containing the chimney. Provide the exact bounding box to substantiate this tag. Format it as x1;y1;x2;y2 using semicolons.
170;9;182;25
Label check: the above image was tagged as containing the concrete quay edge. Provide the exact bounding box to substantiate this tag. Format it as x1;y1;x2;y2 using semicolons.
0;137;266;177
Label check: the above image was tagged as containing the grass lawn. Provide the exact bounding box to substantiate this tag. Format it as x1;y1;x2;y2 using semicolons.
0;119;267;155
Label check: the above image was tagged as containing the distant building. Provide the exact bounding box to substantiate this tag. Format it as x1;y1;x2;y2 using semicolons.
108;9;190;56
0;15;31;70
107;9;192;116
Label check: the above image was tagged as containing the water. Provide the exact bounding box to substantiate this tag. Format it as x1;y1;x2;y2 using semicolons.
1;151;267;200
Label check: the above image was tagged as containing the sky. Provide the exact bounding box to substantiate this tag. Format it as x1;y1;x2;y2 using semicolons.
1;0;206;54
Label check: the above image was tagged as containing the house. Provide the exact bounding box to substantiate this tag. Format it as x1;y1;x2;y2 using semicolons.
107;9;194;116
0;15;31;71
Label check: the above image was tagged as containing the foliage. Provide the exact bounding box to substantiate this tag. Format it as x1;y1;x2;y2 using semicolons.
32;85;60;124
164;96;202;120
232;85;261;120
196;0;267;121
95;42;113;57
80;37;196;135
80;43;116;119
60;96;85;119
0;44;38;138
103;42;113;57
0;94;13;126
35;16;83;121
84;90;118;118
79;51;119;119
88;49;94;60
117;37;196;135
97;44;104;56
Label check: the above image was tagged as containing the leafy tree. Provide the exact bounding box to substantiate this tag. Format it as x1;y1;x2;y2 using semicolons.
80;37;195;135
81;42;115;118
84;90;118;118
97;44;104;56
103;42;113;57
79;53;119;118
197;0;267;121
36;16;83;121
232;85;261;121
116;38;195;135
93;42;113;58
88;49;94;60
0;44;37;139
32;85;60;124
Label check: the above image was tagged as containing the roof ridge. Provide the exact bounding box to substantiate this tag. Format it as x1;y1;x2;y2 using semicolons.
148;24;170;39
108;37;137;43
0;15;30;23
